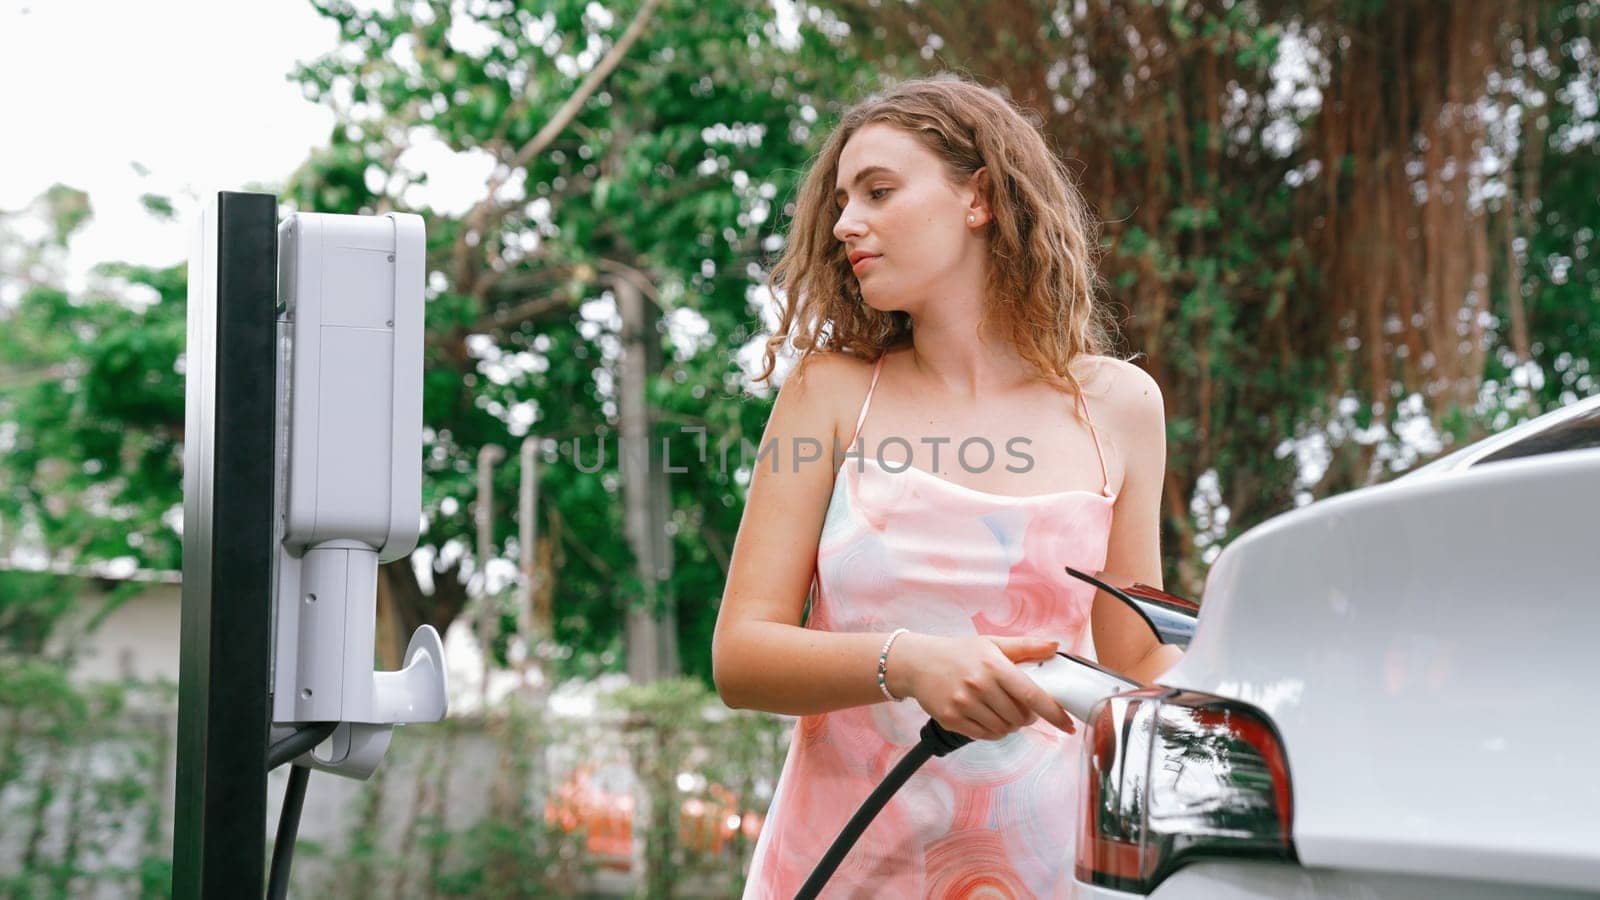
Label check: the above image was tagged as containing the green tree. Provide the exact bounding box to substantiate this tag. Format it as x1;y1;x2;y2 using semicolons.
284;0;877;679
0;186;188;634
823;0;1597;588
3;0;1592;692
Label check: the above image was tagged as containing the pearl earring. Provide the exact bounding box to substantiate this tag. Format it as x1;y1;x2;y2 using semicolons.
967;214;975;223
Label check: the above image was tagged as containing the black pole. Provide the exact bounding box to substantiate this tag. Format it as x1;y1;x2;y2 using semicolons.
173;191;279;897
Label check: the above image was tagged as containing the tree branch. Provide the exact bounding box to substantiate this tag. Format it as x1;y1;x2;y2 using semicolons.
471;293;579;336
453;0;666;290
506;0;664;176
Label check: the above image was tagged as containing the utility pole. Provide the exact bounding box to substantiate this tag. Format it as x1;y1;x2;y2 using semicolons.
518;435;544;687
476;443;505;710
615;274;678;682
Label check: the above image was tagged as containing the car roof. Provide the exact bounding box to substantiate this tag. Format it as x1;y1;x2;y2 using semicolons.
1401;390;1600;481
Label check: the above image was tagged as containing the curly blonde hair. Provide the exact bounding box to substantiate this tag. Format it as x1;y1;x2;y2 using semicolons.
757;73;1116;398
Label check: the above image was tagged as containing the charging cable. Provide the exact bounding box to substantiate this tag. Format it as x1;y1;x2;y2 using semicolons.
794;719;975;899
265;722;338;900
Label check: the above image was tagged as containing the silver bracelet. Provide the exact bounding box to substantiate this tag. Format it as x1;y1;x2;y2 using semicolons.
877;628;909;702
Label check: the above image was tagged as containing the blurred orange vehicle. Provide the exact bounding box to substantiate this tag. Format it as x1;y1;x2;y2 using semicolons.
545;764;767;866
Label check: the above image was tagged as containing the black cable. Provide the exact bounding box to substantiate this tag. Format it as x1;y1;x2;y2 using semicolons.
795;720;974;899
266;763;311;900
267;722;338;771
264;723;336;900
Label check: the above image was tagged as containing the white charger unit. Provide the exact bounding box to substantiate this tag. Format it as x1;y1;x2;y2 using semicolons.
270;211;446;779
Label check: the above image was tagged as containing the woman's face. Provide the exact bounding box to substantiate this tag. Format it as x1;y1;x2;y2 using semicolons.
832;123;986;313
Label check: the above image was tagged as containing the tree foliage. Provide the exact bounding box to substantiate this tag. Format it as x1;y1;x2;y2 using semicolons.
0;191;187;577
282;0;876;679
1;0;1593;687
827;0;1597;584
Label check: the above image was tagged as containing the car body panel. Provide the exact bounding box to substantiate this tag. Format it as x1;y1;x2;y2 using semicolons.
1403;394;1600;479
1075;861;1599;899
1151;404;1600;892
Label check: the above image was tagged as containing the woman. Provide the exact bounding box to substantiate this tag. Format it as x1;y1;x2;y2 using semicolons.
712;74;1181;898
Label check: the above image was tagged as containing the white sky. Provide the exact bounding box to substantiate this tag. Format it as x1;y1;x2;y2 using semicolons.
0;0;344;282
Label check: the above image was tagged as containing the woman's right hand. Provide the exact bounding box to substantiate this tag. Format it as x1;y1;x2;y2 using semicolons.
890;633;1078;740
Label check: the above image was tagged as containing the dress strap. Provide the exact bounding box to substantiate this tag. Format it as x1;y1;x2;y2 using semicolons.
847;353;887;447
1075;389;1113;497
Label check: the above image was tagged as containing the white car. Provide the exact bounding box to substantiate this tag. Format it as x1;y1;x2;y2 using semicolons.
1073;393;1600;899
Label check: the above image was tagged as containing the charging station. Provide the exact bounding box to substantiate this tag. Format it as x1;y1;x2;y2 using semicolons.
174;192;447;897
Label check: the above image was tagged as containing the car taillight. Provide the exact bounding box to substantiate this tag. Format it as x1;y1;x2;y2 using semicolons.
1076;688;1297;893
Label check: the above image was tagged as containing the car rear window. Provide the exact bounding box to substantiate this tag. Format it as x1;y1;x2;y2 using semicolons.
1473;406;1600;466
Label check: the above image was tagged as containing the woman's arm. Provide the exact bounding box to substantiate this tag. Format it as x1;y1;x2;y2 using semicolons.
1090;360;1183;686
711;353;894;715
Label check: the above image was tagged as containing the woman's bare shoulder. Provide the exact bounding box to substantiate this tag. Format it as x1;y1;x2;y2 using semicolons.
794;348;877;379
786;349;878;400
1072;354;1164;432
776;350;880;436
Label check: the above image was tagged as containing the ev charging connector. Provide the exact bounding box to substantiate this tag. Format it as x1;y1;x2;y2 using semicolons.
269;211;446;779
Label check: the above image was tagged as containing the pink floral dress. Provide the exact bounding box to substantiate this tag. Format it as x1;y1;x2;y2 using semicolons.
743;352;1117;898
